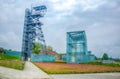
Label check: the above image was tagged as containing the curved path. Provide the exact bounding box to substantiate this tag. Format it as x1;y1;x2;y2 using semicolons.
0;61;53;79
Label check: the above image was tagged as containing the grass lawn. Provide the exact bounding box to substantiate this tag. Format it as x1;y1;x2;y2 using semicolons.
115;61;120;65
87;62;120;67
34;62;120;74
0;54;25;70
0;54;21;60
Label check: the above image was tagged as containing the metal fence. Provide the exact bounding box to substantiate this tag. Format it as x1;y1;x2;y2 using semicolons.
5;50;22;57
30;54;55;62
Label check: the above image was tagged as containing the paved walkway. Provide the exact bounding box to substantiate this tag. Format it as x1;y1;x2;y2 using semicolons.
51;73;120;79
0;61;53;79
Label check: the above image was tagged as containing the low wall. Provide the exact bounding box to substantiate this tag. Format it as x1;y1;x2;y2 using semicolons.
5;50;22;57
31;54;55;62
102;60;114;64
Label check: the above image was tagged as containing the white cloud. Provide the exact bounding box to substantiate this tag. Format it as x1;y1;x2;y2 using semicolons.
0;32;21;50
50;0;76;11
0;0;120;58
79;0;107;11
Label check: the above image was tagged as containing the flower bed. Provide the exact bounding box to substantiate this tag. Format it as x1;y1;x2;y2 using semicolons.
34;62;120;74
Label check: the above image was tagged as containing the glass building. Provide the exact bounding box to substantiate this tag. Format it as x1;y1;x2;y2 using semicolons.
88;51;95;62
66;31;88;63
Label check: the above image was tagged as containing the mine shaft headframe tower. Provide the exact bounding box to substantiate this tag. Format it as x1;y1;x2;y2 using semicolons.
22;5;47;59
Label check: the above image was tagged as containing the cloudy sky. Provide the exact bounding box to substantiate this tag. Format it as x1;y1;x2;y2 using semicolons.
0;0;120;58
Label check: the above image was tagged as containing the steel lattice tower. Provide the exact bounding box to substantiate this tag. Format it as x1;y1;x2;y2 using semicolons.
22;5;47;60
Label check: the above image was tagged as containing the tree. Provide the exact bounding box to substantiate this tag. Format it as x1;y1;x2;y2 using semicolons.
47;45;53;50
32;42;43;54
102;53;109;60
94;56;98;60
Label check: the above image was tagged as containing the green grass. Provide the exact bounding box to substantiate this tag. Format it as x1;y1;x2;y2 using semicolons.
87;61;120;67
55;60;66;63
0;54;21;60
0;54;25;70
0;60;25;70
115;61;120;65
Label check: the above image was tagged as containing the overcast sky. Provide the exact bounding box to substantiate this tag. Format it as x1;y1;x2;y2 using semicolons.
0;0;120;58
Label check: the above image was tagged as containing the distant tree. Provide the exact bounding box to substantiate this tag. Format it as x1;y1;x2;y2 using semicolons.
95;56;98;60
102;53;109;60
47;45;53;50
0;48;6;54
0;48;3;53
32;42;43;54
9;49;12;51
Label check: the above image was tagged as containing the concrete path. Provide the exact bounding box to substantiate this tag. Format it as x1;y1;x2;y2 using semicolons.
0;61;53;79
51;73;120;79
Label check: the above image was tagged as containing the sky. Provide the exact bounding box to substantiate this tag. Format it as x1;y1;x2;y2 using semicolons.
0;0;120;58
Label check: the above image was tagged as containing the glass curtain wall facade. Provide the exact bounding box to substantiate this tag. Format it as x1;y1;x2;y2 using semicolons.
88;51;95;62
66;31;88;63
